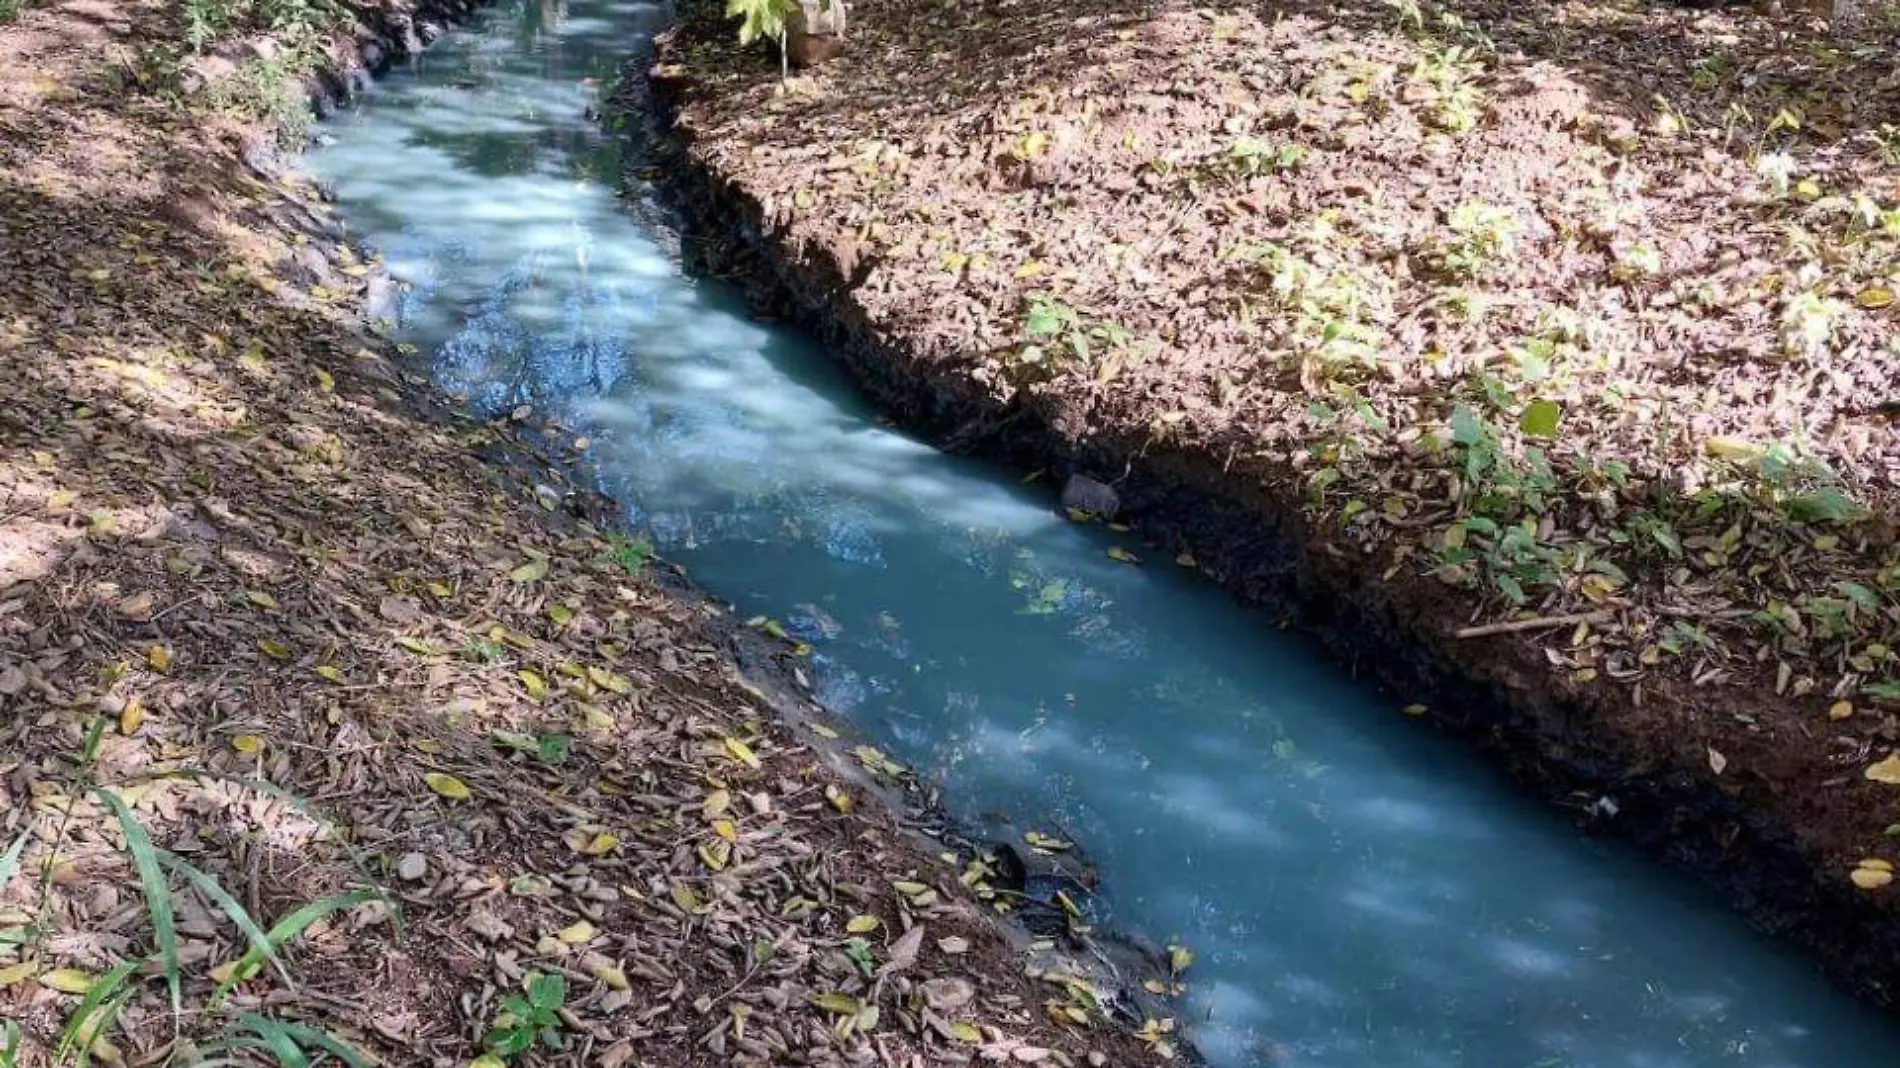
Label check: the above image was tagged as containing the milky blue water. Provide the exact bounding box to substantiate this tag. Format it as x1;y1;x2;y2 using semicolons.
305;3;1900;1063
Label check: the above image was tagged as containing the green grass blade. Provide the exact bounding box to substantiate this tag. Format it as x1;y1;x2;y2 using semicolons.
92;788;181;1023
158;770;401;935
211;889;380;1005
228;1014;311;1068
1;1019;22;1068
0;819;34;891
271;1021;372;1067
55;957;140;1060
157;848;295;992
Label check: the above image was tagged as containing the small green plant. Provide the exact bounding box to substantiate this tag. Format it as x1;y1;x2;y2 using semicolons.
1441;201;1519;277
1016;296;1131;371
1781;290;1844;359
483;972;568;1060
1755;151;1798;197
0;721;387;1064
604;533;653;574
1226;136;1303;177
1873;124;1900;167
1689;53;1733;93
0;0;23;24
725;0;798;77
1413;43;1485;134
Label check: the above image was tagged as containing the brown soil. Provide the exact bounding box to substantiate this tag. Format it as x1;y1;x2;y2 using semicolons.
0;1;1174;1064
643;0;1900;1011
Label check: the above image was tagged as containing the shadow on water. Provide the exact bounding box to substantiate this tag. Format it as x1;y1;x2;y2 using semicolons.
306;1;1900;1065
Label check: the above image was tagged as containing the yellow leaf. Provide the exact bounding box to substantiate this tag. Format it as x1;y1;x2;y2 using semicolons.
893;881;930;897
1856;286;1894;310
812;993;862;1015
246;590;279;610
424;773;471;800
825;784;853;813
509;558;549;583
711;819;738;842
587;666;632;695
724;737;762;769
518;670;548;701
396;636;438;656
1175;552;1197;567
590;962;630;990
1401;703;1427;717
845;914;880;934
1168;944;1195;974
1107;546;1140;564
119;698;144;736
582;832;619;855
314;367;335;392
548;604;574;627
231;734;264;755
41;968;94;994
669;883;703;913
809;723;839;739
1829;700;1854;721
950;1022;983;1043
1865;754;1900;784
147;645;172;673
704;789;732;818
257;637;290;660
315;664;345;683
0;961;37;985
698;840;731;871
557;920;597;944
470;1056;508;1068
580;706;613;731
1852;864;1894;889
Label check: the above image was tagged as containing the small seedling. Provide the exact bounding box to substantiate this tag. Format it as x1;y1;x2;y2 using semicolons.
1442;201;1519;277
604;533;652;574
485;972;568;1060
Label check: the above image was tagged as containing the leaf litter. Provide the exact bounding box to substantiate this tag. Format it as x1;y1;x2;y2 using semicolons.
0;1;1172;1064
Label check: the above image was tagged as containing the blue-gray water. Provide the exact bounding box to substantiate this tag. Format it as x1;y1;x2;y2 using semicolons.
305;3;1900;1064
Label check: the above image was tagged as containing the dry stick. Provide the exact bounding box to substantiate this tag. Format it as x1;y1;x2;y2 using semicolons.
1454;610;1612;639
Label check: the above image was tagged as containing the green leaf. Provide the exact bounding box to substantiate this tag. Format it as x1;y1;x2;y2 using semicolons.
92;789;180;1024
0;819;33;891
225;1015;310;1068
212;890;382;1005
527;971;566;1012
1518;398;1561;439
158;850;294;992
55;957;139;1060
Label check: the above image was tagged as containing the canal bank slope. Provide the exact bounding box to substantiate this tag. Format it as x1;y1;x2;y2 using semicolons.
0;2;1170;1063
642;0;1900;1008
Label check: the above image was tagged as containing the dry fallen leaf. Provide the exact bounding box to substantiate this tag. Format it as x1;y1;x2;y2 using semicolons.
424;772;471;800
1865;755;1900;785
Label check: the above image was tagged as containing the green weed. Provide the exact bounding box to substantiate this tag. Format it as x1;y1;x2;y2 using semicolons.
483;972;569;1060
1441;201;1519;277
1015;296;1131;372
0;722;388;1064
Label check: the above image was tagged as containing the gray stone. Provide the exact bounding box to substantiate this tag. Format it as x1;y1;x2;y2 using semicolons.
1060;473;1120;519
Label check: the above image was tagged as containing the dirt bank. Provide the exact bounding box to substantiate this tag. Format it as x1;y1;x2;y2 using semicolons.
0;1;1174;1063
640;0;1900;1011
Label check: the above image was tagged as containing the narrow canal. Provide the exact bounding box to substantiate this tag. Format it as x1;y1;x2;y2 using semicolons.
305;2;1900;1063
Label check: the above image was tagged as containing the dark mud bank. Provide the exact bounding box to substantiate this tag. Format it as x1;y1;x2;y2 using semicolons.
623;49;1900;1013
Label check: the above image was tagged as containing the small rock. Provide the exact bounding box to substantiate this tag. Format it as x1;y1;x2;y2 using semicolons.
396;852;428;881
